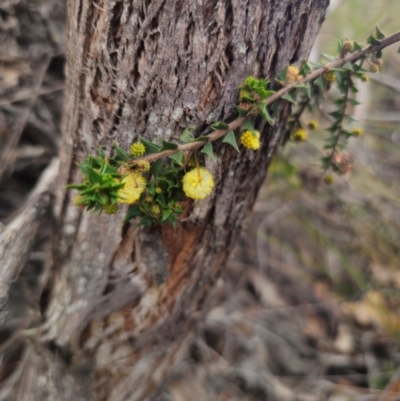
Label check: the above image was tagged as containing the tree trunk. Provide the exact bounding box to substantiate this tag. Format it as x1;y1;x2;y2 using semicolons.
5;1;329;400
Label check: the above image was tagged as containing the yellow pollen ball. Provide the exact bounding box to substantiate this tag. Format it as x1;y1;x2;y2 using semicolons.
291;129;308;142
308;121;318;130
240;130;260;150
130;142;146;157
323;71;336;83
351;128;363;137
369;64;379;73
118;171;147;204
136;160;150;172
286;65;301;84
182;167;214;200
323;174;334;186
103;203;119;214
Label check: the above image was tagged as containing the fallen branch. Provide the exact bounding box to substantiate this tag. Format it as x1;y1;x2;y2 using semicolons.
0;158;59;326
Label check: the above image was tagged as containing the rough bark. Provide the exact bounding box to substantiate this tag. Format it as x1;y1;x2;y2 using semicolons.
5;1;329;400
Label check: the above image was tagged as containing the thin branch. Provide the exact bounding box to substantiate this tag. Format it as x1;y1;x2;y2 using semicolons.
131;30;400;164
326;71;352;170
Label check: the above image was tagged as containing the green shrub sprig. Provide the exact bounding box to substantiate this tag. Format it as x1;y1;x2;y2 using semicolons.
67;27;400;226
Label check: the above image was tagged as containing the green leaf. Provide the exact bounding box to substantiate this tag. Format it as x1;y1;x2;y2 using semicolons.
136;216;153;227
321;53;337;62
346;115;359;122
258;103;274;124
222;130;240;152
337;39;344;54
140;137;161;154
326;124;339;134
86;166;103;184
241;119;255;133
300;60;312;76
367;35;381;46
234;104;250;117
281;92;297;104
349;98;361;106
161;209;172;222
98;147;105;158
113;143;131;162
329;111;343;119
353;42;363;51
211;121;230;131
259;90;275;99
300;83;311;100
314;75;326;91
320;156;331;170
349;84;359;94
309;61;324;69
160;140;178;151
375;26;385;40
194;135;209;142
398;46;400;54
100;163;118;175
124;205;141;222
201;142;215;161
150;159;164;177
156;194;168;208
147;182;156;196
180;128;195;143
342;62;354;71
169;151;184;166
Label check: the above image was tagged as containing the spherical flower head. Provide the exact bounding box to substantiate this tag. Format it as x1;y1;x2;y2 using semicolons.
118;171;147;204
323;71;336;83
136;160;150;172
182;167;214;200
155;187;162;194
150;204;161;216
291;128;308;143
130;142;146;157
286;65;301;84
361;74;370;82
351;128;363;137
323;174;334;186
307;121;318;130
240;130;260;150
103;203;119;214
369;64;379;73
374;59;383;67
343;40;355;52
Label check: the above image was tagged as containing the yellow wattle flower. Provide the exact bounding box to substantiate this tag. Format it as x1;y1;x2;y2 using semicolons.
182;167;214;200
351;128;363;137
103;203;119;214
291;128;308;142
286;65;301;84
136;160;150;172
118;171;147;204
130;142;146;157
240;130;260;150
